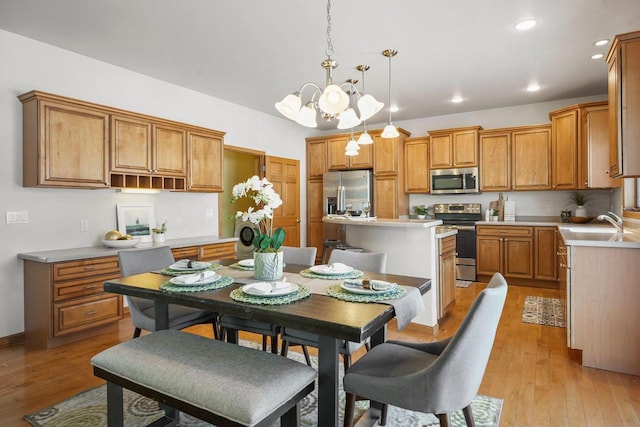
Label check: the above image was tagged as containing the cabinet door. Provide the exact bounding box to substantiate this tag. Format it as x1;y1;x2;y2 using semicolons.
153;124;187;177
404;137;430;193
188;130;223;192
535;227;558;281
111;115;153;173
374;176;398;219
512;126;551;190
307;179;325;263
608;50;621;177
452;130;478;167
584;104;618;188
327;137;350;170
551;109;579;190
307;139;327;179
476;235;503;276
349;142;373;169
429;134;452;169
503;237;534;279
438;236;457;318
373;134;398;175
480;132;511;191
33;100;110;188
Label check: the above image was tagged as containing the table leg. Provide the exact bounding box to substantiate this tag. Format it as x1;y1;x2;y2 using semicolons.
318;334;339;427
154;301;169;330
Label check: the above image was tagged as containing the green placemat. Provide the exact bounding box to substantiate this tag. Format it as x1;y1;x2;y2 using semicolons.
159;275;234;292
159;263;222;276
299;268;364;280
326;283;406;302
230;283;311;305
228;262;254;271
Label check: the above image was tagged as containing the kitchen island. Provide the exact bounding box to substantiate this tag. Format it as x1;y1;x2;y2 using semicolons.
323;216;444;329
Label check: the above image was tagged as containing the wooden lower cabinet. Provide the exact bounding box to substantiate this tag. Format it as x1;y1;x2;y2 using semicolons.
438;235;456;318
476;225;558;288
199;241;237;261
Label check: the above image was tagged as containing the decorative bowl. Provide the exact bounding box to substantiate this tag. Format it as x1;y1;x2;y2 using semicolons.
567;216;594;224
101;238;141;248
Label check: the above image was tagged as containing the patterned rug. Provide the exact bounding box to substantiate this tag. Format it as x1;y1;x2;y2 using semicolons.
521;296;566;327
456;280;473;288
24;343;503;427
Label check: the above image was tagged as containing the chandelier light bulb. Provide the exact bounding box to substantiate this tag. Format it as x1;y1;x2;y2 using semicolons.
357;131;374;145
318;84;350;114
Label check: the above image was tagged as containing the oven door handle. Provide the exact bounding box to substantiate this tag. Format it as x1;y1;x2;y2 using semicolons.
451;225;476;231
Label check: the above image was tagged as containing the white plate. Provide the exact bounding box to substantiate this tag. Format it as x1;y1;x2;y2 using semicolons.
341;283;397;295
309;264;354;275
168;261;211;271
238;259;254;267
242;283;299;297
169;273;220;286
101;239;141;248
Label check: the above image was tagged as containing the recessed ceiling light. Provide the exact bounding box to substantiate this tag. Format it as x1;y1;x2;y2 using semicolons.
526;83;541;92
594;39;609;46
451;96;463;103
514;19;537;31
591;53;604;60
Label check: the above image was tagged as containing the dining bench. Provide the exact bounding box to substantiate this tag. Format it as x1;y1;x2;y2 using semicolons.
91;329;317;427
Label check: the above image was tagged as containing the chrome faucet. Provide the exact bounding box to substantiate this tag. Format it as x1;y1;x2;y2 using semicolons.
597;211;624;233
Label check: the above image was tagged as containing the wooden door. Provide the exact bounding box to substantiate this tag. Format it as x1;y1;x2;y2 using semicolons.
188;130;224;192
326;137;350;170
404;137;430;193
429;134;452;169
306;139;327;179
306;179;324;263
584;104;617;188
373;134;398;175
374;176;398;219
551;109;579;190
438;236;457;318
266;156;300;247
512;126;551;190
153;123;187;177
476;235;502;276
110;114;152;173
479;131;511;191
349;142;373;169
503;236;534;279
608;49;621;177
452;129;478;167
535;227;558;281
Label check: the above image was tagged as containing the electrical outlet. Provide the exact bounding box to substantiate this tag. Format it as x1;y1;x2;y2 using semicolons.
80;219;89;232
547;205;554;213
205;209;214;218
7;211;29;224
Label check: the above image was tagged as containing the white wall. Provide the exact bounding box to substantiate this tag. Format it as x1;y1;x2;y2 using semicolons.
0;29;310;338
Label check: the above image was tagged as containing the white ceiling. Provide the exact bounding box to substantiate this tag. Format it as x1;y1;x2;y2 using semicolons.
1;0;639;130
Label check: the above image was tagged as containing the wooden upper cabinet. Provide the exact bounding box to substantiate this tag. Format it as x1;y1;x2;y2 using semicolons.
479;130;511;192
428;126;482;169
550;107;579;190
19;91;110;189
583;103;619;188
153;124;187;177
327;135;372;170
607;30;640;178
512;125;552;191
306;138;327;179
187;130;224;192
373;133;399;175
404;136;430;193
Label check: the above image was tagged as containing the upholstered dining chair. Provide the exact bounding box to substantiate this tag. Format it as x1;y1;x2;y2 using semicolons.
280;250;387;370
219;246;317;354
342;272;508;427
117;247;220;339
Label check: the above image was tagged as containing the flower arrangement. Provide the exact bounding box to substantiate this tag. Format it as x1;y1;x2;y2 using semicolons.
413;205;428;216
232;175;285;252
152;221;167;234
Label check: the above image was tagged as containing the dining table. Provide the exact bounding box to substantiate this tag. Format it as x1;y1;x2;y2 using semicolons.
102;260;431;427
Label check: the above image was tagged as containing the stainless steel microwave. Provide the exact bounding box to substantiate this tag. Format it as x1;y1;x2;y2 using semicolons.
430;167;479;194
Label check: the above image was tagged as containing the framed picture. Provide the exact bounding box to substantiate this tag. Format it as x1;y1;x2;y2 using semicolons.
116;204;156;242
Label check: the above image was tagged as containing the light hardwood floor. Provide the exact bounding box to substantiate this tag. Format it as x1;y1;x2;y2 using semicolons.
1;283;639;426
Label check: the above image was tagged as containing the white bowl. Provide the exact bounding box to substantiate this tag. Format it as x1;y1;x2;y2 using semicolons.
101;238;141;248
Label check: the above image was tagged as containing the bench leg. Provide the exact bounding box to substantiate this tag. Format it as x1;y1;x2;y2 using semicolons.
106;382;123;427
280;403;301;427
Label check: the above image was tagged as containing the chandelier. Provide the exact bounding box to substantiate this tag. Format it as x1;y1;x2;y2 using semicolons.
274;0;384;129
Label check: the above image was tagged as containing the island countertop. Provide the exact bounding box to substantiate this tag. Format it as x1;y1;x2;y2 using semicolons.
323;216;443;228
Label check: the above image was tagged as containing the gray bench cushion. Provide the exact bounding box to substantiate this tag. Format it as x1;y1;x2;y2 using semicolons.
91;330;316;426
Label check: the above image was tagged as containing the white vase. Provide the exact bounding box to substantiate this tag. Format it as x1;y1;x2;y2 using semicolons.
575;205;587;217
153;233;166;243
417;215;426;220
253;251;284;281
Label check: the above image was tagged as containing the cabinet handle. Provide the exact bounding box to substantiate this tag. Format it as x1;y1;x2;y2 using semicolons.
605;170;609;175
85;285;98;289
104;181;109;186
85;311;97;316
83;267;98;271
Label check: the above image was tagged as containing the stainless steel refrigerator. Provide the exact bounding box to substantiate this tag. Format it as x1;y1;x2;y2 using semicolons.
322;170;373;242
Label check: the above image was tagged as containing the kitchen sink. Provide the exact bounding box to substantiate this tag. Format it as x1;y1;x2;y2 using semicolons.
562;226;627;234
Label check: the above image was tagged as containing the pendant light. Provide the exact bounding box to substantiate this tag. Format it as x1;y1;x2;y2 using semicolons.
274;0;384;128
356;65;374;145
381;49;399;138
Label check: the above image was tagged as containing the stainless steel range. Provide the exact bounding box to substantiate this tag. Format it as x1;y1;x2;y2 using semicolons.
434;203;482;281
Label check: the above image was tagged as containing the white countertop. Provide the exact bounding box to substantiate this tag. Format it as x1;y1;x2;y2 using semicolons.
17;236;239;263
323;216;443;228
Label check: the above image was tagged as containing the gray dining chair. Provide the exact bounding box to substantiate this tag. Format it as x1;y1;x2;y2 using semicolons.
280;250;387;370
219;246;317;353
117;247;220;339
343;272;508;427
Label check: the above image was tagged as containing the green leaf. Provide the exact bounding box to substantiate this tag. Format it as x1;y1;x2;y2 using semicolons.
271;228;285;250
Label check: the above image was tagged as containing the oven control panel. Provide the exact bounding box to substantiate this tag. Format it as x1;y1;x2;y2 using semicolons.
433;203;481;215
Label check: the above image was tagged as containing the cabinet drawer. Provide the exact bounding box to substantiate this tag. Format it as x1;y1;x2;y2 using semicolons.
171;246;199;260
53;273;121;302
476;226;533;237
439;236;456;255
53;294;123;336
199;242;237;261
53;257;120;281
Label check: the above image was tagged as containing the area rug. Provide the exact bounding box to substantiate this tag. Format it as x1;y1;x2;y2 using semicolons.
456;280;473;288
24;343;503;427
521;295;566;327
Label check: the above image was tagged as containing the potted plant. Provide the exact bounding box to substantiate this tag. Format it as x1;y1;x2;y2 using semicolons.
152;221;167;243
232;175;285;280
413;205;428;219
570;192;590;217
